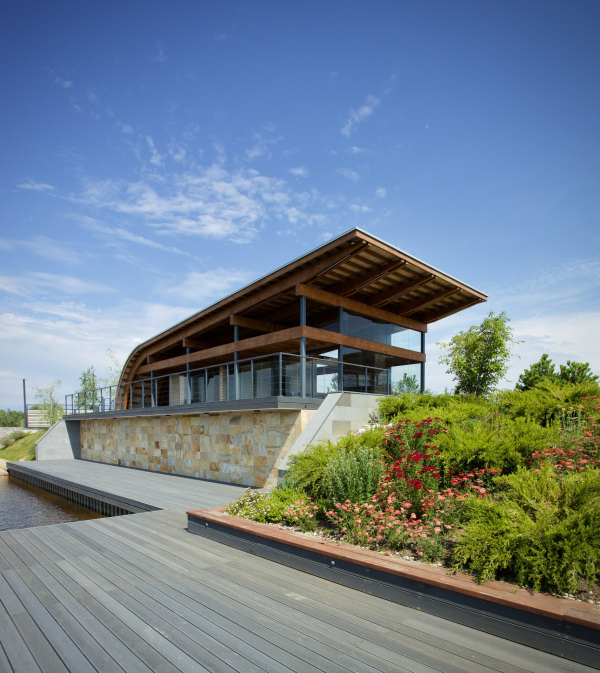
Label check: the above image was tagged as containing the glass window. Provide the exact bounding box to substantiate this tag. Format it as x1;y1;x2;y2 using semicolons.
341;310;421;351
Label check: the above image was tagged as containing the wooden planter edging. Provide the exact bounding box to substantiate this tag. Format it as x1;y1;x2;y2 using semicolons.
187;507;600;670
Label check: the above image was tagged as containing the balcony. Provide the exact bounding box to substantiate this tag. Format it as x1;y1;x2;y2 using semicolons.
64;352;390;418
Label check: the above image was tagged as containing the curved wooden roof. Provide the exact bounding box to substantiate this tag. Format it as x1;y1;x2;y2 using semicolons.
120;229;487;384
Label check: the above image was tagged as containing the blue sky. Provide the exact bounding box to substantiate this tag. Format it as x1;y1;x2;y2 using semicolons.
1;0;599;408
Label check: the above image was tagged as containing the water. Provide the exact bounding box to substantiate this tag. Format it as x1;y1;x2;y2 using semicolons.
0;474;105;531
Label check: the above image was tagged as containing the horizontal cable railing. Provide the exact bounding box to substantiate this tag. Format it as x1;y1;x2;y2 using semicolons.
64;352;390;415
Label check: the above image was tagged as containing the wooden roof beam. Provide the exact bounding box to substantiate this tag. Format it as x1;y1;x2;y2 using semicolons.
295;283;427;332
325;259;407;297
182;337;211;350
370;274;435;307
230;315;282;333
398;287;462;316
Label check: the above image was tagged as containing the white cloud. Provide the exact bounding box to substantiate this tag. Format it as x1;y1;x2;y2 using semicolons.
0;273;109;298
375;187;387;198
350;204;370;213
77;154;329;243
289;166;309;178
155;43;167;62
341;94;380;137
146;136;164;166
347;146;367;155
17;180;54;192
81;220;192;257
160;269;255;303
54;76;73;89
18;236;91;266
336;168;360;183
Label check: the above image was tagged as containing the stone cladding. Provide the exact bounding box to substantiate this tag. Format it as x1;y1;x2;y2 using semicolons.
80;409;315;489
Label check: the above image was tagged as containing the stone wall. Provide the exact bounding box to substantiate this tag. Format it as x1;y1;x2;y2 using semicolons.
80;409;315;489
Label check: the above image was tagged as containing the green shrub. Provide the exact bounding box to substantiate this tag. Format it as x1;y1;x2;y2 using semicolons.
453;467;600;594
378;392;492;426
498;380;600;425
226;487;318;529
285;426;386;502
0;429;27;449
324;447;383;505
438;417;558;474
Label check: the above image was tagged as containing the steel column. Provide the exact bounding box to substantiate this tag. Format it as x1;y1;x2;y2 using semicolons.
420;331;426;394
186;347;192;404
234;326;240;400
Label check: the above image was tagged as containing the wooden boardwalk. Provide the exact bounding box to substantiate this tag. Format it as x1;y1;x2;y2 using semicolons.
1;460;597;672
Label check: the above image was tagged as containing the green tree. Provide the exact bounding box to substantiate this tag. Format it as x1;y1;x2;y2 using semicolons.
437;311;518;397
32;380;63;425
78;367;99;409
559;360;599;385
0;409;25;427
392;373;420;395
100;348;122;388
516;353;557;391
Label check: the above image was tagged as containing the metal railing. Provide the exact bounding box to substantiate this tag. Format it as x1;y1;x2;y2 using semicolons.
64;352;390;415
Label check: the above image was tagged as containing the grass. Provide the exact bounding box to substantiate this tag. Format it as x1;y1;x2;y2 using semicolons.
0;430;46;462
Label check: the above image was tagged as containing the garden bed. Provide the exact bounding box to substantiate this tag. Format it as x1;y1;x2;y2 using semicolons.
187;505;600;669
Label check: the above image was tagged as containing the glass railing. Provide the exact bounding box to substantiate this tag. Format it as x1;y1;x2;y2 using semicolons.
64;352;390;415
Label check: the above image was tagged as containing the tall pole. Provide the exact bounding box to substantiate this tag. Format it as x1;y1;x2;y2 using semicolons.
300;296;306;398
233;326;240;400
23;379;27;428
186;347;192;404
420;332;426;394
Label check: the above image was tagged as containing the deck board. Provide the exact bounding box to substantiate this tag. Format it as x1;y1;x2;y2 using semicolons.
1;460;597;672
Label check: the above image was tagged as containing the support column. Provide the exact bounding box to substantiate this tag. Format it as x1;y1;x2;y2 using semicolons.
150;371;156;407
186;347;192;404
233;326;240;400
338;307;344;392
420;331;426;394
300;296;306;398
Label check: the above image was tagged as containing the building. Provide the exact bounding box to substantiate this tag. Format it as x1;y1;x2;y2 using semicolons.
58;229;486;487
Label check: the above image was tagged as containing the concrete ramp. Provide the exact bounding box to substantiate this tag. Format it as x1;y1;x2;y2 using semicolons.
35;419;80;460
278;391;381;474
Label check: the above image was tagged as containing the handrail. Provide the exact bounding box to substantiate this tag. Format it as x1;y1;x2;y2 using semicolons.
64;351;390;414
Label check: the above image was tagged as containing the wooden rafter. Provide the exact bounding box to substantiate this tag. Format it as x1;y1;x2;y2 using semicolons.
398;287;461;316
370;274;435;307
182;338;211;350
324;260;407;297
416;297;485;323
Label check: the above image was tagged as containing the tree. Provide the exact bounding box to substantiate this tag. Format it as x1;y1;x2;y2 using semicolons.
32;380;63;425
392;373;420;395
78;367;99;409
516;353;557;391
437;311;518;397
558;360;599;385
516;355;598;390
0;409;25;427
100;348;122;388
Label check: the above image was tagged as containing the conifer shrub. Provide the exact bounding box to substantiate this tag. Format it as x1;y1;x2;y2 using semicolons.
453;467;600;594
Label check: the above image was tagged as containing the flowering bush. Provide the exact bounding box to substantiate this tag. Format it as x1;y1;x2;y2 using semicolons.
226;487;318;530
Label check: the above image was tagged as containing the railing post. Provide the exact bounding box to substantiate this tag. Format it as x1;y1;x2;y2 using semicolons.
150;371;155;407
338;346;344;392
84;391;87;414
250;358;254;398
64;395;67;416
109;386;113;411
300;339;306;398
279;353;283;396
205;368;208;403
141;380;145;408
129;383;133;409
365;366;368;393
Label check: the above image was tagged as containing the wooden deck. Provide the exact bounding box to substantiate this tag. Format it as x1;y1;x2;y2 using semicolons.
1;460;597;672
